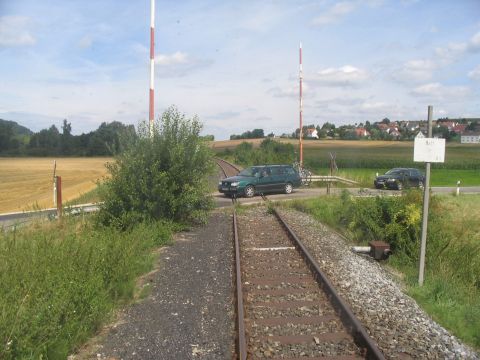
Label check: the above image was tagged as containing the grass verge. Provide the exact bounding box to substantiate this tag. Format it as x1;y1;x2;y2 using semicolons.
283;193;480;349
310;168;479;188
0;216;177;359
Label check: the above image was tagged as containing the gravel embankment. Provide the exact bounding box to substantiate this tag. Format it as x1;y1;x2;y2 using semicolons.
275;206;479;359
72;211;235;360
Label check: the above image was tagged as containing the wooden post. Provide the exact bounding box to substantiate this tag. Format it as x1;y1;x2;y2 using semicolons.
56;176;62;218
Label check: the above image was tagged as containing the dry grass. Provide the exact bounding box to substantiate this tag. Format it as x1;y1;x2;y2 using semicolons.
211;138;412;150
0;157;112;213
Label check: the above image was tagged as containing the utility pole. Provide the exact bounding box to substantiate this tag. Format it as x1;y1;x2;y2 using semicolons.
299;42;304;166
149;0;155;138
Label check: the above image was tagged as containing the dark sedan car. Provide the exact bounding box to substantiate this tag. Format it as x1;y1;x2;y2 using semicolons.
374;168;425;190
218;165;302;198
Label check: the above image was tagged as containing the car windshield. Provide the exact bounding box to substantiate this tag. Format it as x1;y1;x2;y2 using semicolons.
238;166;261;177
385;169;403;175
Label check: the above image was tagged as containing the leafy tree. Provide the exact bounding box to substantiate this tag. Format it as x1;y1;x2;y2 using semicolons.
365;120;372;131
321;122;335;130
0;122;14;152
87;122;135;156
466;120;478;131
97;106;214;229
230;128;265;140
60;119;73;155
251;128;264;138
381;118;390;124
28;125;60;155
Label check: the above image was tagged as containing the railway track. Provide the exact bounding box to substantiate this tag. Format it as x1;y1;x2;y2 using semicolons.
234;204;384;357
215;157;241;179
215;157;384;358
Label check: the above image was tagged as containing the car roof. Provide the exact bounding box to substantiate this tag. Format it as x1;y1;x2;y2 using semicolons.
390;168;419;171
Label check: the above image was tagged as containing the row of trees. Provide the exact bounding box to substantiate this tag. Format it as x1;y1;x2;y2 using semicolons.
229;118;479;143
0;119;135;156
229;128;265;140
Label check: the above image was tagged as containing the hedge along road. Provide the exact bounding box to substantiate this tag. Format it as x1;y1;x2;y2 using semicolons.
1;186;480;227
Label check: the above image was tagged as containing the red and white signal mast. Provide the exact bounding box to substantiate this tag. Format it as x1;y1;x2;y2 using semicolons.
299;42;304;166
149;0;155;138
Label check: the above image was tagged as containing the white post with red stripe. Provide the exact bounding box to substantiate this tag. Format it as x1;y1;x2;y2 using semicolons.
149;0;155;138
299;42;304;166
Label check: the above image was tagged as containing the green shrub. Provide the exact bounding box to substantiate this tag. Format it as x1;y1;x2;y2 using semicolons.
97;106;215;229
335;190;422;257
233;138;295;166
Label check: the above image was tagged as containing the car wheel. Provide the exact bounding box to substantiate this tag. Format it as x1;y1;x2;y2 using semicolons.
419;181;425;190
397;182;403;190
285;183;293;194
244;185;255;198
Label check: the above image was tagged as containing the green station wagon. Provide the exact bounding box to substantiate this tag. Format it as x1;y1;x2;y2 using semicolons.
218;165;302;198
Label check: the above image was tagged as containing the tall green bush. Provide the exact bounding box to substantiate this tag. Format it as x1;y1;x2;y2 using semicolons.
97;106;215;228
339;190;422;257
233;138;295;166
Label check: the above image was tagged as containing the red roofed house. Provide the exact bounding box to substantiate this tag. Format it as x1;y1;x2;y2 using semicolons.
452;124;467;134
306;128;319;139
438;121;457;131
355;128;371;137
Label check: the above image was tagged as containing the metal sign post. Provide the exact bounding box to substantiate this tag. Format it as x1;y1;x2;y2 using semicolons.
414;105;445;286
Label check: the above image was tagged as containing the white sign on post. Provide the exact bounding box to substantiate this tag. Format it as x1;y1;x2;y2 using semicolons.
414;138;445;163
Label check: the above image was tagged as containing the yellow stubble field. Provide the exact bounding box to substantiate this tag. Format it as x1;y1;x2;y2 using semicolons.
0;157;112;213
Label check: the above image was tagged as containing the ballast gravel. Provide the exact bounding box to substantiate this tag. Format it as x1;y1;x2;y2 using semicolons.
274;206;479;359
77;211;235;360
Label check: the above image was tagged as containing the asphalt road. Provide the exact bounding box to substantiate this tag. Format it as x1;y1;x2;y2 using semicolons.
2;186;480;227
213;186;480;208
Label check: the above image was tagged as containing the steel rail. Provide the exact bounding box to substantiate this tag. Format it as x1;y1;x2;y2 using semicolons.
218;156;245;358
272;208;385;360
214;157;241;176
233;210;247;360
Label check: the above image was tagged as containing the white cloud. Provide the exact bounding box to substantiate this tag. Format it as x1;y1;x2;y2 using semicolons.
312;1;356;26
468;65;480;80
155;51;189;66
0;16;35;47
411;82;470;100
310;65;368;87
435;31;480;63
393;59;436;82
154;51;213;77
268;82;311;98
469;31;480;52
360;101;388;110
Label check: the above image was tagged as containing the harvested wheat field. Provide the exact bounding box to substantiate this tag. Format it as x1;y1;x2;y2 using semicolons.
0;157;112;213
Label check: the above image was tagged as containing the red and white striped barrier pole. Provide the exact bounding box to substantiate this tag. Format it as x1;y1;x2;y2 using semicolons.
149;0;155;138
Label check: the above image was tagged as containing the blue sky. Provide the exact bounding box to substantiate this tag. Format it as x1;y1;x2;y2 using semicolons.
0;0;479;139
